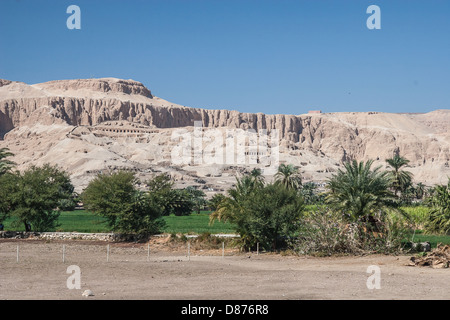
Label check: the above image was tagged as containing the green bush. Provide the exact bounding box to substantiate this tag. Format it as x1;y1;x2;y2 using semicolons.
58;198;77;211
82;170;165;235
0;164;74;231
211;176;305;251
146;174;195;216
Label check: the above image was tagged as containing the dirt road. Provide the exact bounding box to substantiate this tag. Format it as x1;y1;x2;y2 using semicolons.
0;239;448;300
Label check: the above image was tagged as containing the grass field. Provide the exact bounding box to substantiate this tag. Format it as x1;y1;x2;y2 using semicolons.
162;212;236;234
406;231;450;249
2;210;236;234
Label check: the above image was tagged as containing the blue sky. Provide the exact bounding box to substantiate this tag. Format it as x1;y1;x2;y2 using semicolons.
0;0;449;114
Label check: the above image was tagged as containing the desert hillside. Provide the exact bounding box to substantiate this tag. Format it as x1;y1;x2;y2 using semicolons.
0;78;449;193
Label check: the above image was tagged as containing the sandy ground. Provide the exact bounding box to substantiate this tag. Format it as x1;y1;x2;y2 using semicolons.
0;238;448;300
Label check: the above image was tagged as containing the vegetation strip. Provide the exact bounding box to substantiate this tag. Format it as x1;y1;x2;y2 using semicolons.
1;148;449;256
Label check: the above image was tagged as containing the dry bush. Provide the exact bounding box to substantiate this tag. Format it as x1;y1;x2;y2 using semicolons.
168;232;236;250
291;208;408;256
191;232;235;250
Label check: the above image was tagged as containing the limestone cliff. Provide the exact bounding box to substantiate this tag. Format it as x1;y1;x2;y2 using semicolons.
0;78;449;190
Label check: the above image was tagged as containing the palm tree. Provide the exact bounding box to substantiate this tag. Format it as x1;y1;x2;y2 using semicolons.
385;154;413;197
208;193;226;212
209;194;239;224
274;164;302;191
235;174;261;196
209;174;261;224
185;186;206;214
210;175;304;251
0;147;15;175
300;182;318;204
425;179;450;235
325;160;403;227
415;182;426;200
249;168;265;187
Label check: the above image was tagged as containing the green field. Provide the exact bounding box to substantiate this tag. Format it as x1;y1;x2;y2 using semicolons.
2;207;450;248
2;210;236;234
400;206;430;229
162;213;236;234
406;231;450;249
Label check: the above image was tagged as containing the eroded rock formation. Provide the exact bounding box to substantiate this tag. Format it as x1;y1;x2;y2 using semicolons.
0;77;449;192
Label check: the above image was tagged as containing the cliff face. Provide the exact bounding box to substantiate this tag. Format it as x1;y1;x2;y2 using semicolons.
0;79;305;134
0;77;449;190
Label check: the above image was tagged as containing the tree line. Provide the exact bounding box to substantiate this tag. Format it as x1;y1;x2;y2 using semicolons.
0;147;449;253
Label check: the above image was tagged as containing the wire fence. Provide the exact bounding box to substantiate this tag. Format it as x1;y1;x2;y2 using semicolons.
0;239;253;265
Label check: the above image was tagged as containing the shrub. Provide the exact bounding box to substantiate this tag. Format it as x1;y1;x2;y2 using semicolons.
211;178;304;251
82;170;165;235
191;232;235;250
58;198;77;211
0;164;74;231
169;232;188;243
291;208;408;256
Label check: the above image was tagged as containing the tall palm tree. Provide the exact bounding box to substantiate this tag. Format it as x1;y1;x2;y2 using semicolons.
325;159;402;226
274;164;302;191
385;154;413;197
0;147;15;175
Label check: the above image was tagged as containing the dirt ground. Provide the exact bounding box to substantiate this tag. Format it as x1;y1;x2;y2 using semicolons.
0;237;448;300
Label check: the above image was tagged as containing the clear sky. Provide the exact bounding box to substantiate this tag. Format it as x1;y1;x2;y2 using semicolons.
0;0;449;114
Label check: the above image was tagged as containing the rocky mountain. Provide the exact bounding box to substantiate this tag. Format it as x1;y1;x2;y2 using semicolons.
1;77;449;193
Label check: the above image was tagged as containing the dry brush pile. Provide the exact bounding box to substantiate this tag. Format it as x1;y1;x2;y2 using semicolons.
408;244;450;269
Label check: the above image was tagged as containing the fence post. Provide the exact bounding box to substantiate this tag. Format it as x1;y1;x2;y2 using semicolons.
63;244;66;263
107;244;110;262
147;243;150;262
222;242;224;259
16;245;19;263
188;242;190;261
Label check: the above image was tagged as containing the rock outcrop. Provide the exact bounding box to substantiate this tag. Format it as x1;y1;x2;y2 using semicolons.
0;78;449;192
